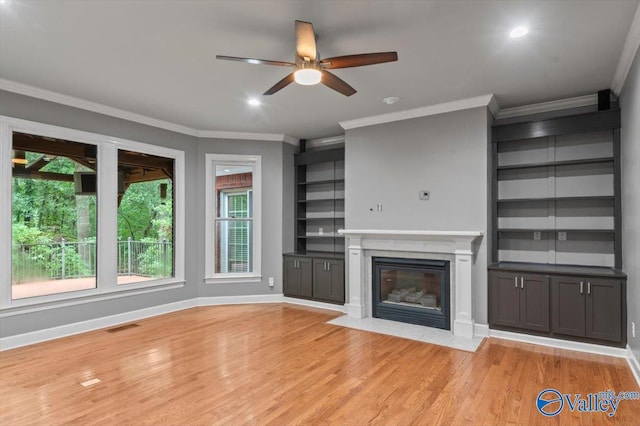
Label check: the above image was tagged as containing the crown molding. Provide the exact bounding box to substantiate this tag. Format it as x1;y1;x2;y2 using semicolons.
198;130;299;145
0;78;199;137
339;94;496;131
0;78;299;145
612;3;640;95
496;94;598;119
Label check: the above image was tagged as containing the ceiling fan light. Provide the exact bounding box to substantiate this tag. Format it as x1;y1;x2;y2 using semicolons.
294;68;322;85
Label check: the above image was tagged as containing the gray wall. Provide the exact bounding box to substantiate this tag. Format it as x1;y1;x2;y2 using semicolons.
620;47;640;360
196;138;288;297
0;90;199;336
344;107;490;323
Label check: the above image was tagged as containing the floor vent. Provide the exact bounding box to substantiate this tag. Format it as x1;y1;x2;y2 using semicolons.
106;323;140;333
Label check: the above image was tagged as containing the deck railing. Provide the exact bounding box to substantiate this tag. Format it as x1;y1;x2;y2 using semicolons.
11;238;172;283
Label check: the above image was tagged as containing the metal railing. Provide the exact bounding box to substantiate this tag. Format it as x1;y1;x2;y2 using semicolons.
12;238;172;284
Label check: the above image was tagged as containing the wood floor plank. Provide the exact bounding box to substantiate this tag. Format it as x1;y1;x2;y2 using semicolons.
1;304;638;425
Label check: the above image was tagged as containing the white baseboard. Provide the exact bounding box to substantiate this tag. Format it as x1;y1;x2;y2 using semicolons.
0;299;197;351
489;329;628;358
198;294;284;306
474;323;490;337
626;345;640;386
283;297;347;313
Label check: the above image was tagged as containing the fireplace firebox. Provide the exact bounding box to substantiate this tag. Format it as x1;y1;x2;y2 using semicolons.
372;257;450;330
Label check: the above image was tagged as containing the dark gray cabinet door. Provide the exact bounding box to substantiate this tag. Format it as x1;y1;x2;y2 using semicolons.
490;272;520;328
519;274;550;332
551;276;586;337
312;259;345;303
298;258;313;298
283;256;313;298
283;257;299;297
586;279;622;342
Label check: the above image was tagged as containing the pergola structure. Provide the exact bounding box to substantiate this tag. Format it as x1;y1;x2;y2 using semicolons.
11;132;173;204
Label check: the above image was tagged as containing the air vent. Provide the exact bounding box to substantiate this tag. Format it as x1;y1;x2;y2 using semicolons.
106;323;140;333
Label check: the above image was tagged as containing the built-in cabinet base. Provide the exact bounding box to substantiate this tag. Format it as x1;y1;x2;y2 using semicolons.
283;254;345;305
489;262;626;347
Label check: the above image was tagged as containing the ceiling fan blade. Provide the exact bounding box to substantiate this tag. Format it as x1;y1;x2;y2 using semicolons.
216;55;295;67
295;20;317;62
263;73;296;95
320;52;398;69
321;70;356;97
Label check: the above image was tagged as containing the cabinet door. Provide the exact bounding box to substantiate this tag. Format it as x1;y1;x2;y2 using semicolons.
326;260;345;303
283;257;299;297
551;276;586;337
586;279;622;342
489;272;520;328
312;260;332;301
297;257;313;298
519;274;550;332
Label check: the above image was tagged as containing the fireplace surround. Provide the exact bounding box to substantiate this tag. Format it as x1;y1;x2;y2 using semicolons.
338;229;483;338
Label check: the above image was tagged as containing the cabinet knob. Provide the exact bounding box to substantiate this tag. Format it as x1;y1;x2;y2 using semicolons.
580;281;584;294
514;276;518;288
587;281;591;295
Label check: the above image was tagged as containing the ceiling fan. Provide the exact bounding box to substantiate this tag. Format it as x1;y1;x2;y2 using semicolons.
216;20;398;97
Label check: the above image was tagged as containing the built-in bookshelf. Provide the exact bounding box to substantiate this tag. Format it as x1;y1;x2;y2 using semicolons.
491;108;622;269
294;146;345;254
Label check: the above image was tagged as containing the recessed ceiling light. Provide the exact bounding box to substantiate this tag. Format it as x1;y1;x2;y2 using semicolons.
382;96;400;105
510;26;529;38
223;169;231;173
247;59;260;64
247;98;261;106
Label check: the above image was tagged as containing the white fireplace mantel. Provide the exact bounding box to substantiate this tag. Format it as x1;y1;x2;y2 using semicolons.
338;229;483;339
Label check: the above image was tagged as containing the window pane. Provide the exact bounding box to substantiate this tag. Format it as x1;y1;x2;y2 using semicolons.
117;150;174;284
215;220;252;273
215;164;253;274
11;132;97;299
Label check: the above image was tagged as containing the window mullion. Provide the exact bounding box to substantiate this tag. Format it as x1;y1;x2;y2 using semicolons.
97;143;118;291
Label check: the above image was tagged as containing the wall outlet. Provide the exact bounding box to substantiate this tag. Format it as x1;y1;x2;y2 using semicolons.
419;190;430;200
633;322;636;338
558;232;567;241
268;277;274;287
533;231;541;240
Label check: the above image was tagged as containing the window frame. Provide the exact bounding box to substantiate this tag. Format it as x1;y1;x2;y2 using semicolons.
0;116;185;312
204;153;262;284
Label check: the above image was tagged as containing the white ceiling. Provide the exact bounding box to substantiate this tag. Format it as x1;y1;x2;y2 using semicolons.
0;0;638;140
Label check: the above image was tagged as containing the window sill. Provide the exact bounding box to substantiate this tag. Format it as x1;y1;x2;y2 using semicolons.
204;275;263;285
0;279;185;317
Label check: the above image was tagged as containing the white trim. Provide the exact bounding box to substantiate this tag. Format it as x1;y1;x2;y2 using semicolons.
283;297;347;313
197;294;284;306
204;153;262;281
487;96;500;119
204;275;263;284
0;298;196;351
0;79;198;137
0;116;186;309
0;78;299;144
306;135;345;149
627;345;640;386
0;279;185;318
496;94;598;119
612;3;640;95
473;323;490;337
339;94;495;130
489;329;628;358
198;130;299;146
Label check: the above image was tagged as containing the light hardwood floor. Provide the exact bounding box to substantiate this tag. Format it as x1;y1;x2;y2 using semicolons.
1;304;638;425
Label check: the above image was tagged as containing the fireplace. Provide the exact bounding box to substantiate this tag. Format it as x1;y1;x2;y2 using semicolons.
372;257;450;330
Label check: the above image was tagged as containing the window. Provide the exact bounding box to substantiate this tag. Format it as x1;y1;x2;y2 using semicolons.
0;116;185;310
205;154;261;283
117;149;175;284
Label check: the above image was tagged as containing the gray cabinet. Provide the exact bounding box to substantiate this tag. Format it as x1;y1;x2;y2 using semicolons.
312;259;345;303
552;276;622;342
490;271;549;332
283;256;312;298
283;255;344;304
489;264;626;347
